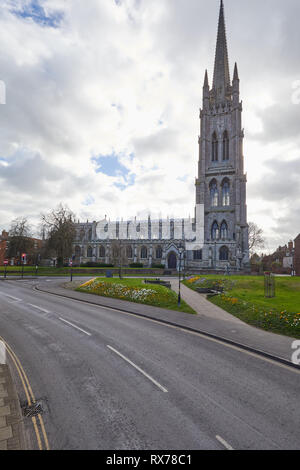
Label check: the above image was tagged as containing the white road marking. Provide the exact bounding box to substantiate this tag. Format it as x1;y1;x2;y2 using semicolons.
28;304;50;314
216;435;234;450
34;286;300;375
59;317;91;336
107;345;168;393
3;294;22;302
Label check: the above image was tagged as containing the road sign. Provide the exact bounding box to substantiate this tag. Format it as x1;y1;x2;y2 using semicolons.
69;260;73;267
4;260;8;266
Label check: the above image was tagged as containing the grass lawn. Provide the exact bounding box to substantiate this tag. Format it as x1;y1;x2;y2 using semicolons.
183;275;300;338
76;277;196;315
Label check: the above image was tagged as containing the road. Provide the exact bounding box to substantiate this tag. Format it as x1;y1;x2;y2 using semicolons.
0;278;299;450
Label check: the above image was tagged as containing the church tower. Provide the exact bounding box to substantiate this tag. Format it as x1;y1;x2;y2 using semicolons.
195;0;249;270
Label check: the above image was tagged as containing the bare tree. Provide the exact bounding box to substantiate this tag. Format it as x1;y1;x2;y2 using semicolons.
8;217;34;260
41;204;76;267
248;222;265;255
111;240;128;278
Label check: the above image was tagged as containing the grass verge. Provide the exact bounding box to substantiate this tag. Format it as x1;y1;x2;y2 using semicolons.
183;275;300;338
76;277;196;315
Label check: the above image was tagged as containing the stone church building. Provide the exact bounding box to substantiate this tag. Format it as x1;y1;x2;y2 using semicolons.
73;1;250;271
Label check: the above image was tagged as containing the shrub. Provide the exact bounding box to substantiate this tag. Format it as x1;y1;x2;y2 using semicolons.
81;262;114;268
129;263;144;268
151;264;165;269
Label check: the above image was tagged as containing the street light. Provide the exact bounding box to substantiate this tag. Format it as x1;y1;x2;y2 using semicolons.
178;244;184;306
69;259;73;282
21;253;26;279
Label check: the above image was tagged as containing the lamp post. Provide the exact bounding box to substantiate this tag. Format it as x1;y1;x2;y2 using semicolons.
4;260;8;279
69;259;73;282
178;245;184;306
21;253;26;279
214;241;217;269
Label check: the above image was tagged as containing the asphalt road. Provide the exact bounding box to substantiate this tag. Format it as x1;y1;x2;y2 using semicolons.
0;278;299;450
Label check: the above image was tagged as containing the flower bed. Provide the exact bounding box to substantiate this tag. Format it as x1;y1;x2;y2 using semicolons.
77;278;196;315
80;278;158;302
214;294;300;338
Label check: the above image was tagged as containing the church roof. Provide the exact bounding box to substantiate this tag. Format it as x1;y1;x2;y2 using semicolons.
212;0;231;97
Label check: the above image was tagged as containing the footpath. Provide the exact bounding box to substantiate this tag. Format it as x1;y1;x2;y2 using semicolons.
0;363;26;450
36;278;298;365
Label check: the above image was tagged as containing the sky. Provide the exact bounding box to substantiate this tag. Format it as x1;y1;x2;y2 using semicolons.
0;0;299;253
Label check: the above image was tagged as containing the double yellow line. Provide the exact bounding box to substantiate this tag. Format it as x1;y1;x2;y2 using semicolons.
0;335;50;450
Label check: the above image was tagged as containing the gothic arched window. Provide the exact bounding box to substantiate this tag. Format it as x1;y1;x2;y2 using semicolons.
87;246;93;258
75;246;81;257
170;220;174;239
99;246;105;258
220;246;229;261
211;222;219;240
222;179;230;206
210;179;218;207
220;221;228;239
193;250;202;260
141;246;147;259
112;247;119;258
223;131;229;161
126;246;133;259
212;132;218;162
156;247;162;259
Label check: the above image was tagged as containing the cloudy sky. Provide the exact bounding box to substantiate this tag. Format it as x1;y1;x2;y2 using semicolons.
0;0;299;252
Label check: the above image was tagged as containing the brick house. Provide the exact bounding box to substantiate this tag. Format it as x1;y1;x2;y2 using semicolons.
0;230;9;265
294;234;300;276
0;230;43;265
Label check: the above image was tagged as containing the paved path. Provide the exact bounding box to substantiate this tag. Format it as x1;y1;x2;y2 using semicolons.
170;279;297;361
171;280;242;323
0;363;26;450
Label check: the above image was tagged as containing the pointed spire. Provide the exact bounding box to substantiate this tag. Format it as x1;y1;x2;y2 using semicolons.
203;69;209;88
233;62;239;81
213;0;231;99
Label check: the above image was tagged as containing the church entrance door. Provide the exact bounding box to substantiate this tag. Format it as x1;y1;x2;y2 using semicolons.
168;252;177;270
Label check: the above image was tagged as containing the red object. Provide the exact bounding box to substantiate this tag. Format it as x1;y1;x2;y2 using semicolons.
4;260;8;266
69;261;73;267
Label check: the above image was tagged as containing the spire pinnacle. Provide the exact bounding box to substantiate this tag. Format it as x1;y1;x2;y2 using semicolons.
213;0;230;98
203;69;209;88
233;62;239;81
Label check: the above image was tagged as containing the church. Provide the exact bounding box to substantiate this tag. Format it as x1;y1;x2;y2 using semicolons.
73;1;250;272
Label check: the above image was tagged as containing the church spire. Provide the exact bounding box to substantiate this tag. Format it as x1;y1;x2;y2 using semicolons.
213;0;231;99
203;69;209;88
233;62;239;81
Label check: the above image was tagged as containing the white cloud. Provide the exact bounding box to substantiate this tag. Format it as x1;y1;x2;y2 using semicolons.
0;0;299;251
